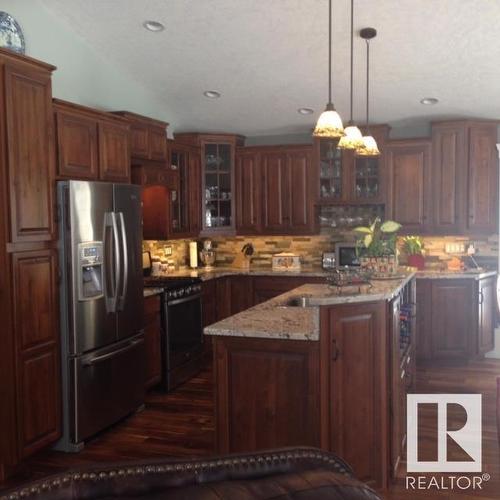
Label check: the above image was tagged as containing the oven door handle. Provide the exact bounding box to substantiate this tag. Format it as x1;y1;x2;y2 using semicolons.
167;293;202;306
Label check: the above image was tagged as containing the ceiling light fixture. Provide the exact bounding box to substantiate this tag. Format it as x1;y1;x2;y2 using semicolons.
356;27;380;157
203;90;221;99
143;20;165;32
338;0;363;150
313;0;344;140
420;97;439;105
298;107;314;115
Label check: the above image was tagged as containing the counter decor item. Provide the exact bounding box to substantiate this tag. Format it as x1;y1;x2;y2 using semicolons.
189;241;198;269
0;12;25;54
401;235;425;270
354;217;401;276
232;242;254;270
326;267;372;295
272;252;301;272
199;239;216;269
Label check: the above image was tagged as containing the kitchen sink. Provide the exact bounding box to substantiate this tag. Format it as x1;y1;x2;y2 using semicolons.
282;295;311;307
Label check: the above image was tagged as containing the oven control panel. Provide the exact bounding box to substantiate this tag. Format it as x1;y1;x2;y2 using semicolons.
166;283;202;301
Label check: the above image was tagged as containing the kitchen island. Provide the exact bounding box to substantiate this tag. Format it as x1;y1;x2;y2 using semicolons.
205;272;417;490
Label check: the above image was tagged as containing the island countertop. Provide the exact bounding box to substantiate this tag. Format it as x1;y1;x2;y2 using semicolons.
204;271;416;341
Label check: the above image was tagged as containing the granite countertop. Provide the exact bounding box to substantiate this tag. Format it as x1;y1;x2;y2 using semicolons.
143;287;164;298
204;272;416;341
155;266;497;282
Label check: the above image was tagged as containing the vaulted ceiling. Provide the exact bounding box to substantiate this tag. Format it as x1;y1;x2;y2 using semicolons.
40;0;500;136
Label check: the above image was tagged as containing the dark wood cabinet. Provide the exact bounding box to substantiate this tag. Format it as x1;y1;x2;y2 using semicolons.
54;108;99;180
5;64;55;243
113;111;168;162
323;302;387;488
230;276;254;315
252;275;324;305
0;49;60;476
12;249;60;458
54;99;131;183
236;145;316;235
214;336;321;454
416;278;483;361
235;150;261;234
430;120;498;235
386;139;432;233
144;295;162;389
477;276;496;356
202;280;217;328
467;124;498;233
168;140;201;239
98;121;130;182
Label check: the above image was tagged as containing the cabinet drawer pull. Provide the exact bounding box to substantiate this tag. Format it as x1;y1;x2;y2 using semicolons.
406;355;411;365
332;340;340;361
400;369;406;380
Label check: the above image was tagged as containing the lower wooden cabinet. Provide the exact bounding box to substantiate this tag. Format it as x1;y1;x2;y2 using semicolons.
416;277;495;361
322;302;388;489
214;336;321;453
144;294;162;389
202;280;217;328
11;249;60;458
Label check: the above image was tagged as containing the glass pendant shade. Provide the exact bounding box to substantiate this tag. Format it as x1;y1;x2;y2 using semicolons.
356;135;380;156
338;124;363;149
313;105;344;138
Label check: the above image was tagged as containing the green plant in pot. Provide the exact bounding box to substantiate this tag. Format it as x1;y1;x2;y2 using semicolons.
401;235;425;270
353;218;402;275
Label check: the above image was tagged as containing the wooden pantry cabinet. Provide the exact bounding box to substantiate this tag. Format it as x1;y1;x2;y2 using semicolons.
0;48;60;478
54;99;131;182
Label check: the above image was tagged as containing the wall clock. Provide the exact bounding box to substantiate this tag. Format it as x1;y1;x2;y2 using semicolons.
0;12;25;54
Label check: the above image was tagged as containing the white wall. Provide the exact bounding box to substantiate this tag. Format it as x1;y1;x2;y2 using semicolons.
0;0;173;125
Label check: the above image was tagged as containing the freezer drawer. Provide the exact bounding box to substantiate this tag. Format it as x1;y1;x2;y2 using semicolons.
71;335;145;444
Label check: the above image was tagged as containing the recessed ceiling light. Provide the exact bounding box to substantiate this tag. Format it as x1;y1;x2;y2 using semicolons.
203;90;221;99
298;108;314;115
420;97;439;105
143;20;165;32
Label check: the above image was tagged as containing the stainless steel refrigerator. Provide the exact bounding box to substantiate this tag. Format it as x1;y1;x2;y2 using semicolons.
56;180;145;452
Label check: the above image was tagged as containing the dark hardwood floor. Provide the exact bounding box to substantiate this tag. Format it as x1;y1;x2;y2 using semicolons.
2;358;500;499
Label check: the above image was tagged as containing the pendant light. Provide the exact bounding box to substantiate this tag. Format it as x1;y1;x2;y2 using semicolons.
313;0;344;139
338;0;363;150
356;27;380;157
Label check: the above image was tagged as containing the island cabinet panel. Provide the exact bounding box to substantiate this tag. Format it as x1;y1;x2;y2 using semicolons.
477;276;496;356
144;295;162;389
467;125;498;233
323;302;387;489
214;337;320;454
5;65;55;242
385;140;432;234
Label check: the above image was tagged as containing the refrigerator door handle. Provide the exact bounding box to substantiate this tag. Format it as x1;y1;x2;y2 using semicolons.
103;212;120;313
82;338;143;367
117;212;129;311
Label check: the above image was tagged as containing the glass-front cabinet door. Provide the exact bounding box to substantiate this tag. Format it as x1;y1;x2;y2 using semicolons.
203;142;235;232
354;156;381;201
318;138;344;201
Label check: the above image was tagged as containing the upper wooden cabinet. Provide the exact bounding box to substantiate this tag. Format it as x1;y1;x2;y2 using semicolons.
113;111;168;162
235;145;317;235
54;99;131;183
3;58;56;243
315;125;389;205
168;140;201;238
175;133;244;235
431;120;498;234
385;139;432;234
